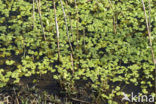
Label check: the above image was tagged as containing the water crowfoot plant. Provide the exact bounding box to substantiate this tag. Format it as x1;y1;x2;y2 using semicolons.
0;0;155;103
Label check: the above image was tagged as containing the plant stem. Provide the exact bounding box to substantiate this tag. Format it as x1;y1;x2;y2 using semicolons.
33;0;35;29
60;0;73;55
74;0;79;49
141;0;156;96
36;0;46;41
54;0;60;61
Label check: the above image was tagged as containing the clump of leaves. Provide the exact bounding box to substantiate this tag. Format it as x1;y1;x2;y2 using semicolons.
0;0;155;103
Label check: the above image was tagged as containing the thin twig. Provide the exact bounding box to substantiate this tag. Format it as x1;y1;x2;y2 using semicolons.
60;0;74;55
141;0;156;95
36;0;46;40
13;87;19;104
33;0;35;29
60;0;74;72
141;0;155;65
74;0;79;48
54;0;60;61
71;53;74;73
4;96;11;104
71;98;90;104
148;0;151;32
65;1;74;42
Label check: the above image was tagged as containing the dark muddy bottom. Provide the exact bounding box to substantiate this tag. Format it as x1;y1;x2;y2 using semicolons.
0;73;154;104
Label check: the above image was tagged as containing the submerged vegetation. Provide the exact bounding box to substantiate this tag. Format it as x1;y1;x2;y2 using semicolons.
0;0;156;103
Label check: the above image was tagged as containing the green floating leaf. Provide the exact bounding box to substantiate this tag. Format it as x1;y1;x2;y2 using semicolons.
6;60;15;65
